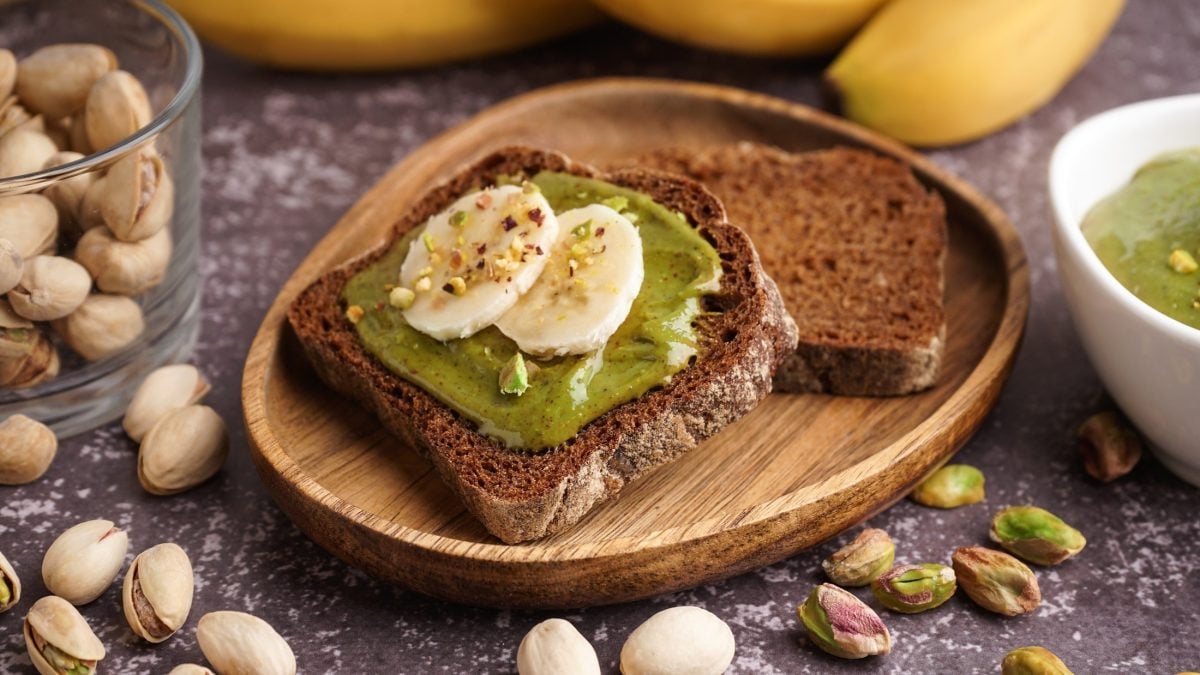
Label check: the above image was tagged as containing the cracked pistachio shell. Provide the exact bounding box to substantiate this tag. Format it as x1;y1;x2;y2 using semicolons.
989;506;1086;566
1077;412;1142;482
16;44;116;119
0;194;58;258
10;256;91;321
197;611;296;675
799;583;891;659
74;225;170;296
42;151;95;225
85;70;151;152
871;563;956;614
951;546;1040;616
0;238;23;294
138;405;229;495
0;320;60;389
0;414;57;485
122;543;193;643
822;528;895;587
123;364;211;442
910;463;985;508
52;294;145;362
42;519;129;606
0;95;36;138
24;595;105;675
0;49;14;101
0;128;57;178
1002;646;1074;675
517;618;600;675
0;550;20;612
96;150;173;242
168;666;214;675
620;606;734;675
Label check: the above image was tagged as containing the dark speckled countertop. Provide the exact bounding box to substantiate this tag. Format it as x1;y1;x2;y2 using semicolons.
3;1;1200;673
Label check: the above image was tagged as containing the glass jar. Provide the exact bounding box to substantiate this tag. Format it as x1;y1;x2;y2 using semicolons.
0;0;202;436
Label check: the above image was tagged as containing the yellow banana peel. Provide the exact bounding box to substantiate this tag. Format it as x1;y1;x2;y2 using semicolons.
826;0;1125;147
167;0;603;71
591;0;891;56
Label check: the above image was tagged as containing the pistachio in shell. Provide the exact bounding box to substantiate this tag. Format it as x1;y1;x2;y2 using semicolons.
0;95;36;138
0;413;57;484
24;595;105;675
0;128;58;178
0;305;60;389
951;546;1040;616
0;49;15;102
95;150;173;242
85;70;151;152
9;256;92;322
798;583;891;659
989;506;1086;566
1076;412;1142;482
74;226;170;296
123;543;193;643
197;611;296;675
67;114;92;155
821;528;895;587
52;294;144;361
138;405;229;495
0;238;23;295
871;563;956;614
41;151;95;226
0;194;59;258
16;43;116;119
1002;646;1074;675
123;364;211;442
0;550;20;612
168;666;214;675
42;519;129;606
910;463;985;508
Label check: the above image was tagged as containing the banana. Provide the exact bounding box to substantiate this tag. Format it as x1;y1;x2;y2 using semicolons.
166;0;602;71
495;205;644;356
591;0;890;56
826;0;1125;147
400;185;559;341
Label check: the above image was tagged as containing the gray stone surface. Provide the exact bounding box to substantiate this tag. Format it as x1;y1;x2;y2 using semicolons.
3;1;1200;672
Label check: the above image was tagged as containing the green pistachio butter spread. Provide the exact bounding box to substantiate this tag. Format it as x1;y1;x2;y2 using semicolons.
1082;148;1200;330
342;171;722;450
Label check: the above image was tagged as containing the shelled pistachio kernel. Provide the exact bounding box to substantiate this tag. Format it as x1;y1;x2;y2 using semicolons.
23;595;106;675
871;563;956;613
910;463;985;508
499;352;529;396
989;506;1086;566
1076;412;1142;482
0;413;57;485
0;550;20;612
1002;646;1074;675
951;546;1040;616
798;583;891;659
821;528;894;587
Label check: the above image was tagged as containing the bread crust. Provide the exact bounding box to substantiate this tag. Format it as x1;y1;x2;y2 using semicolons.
288;147;797;543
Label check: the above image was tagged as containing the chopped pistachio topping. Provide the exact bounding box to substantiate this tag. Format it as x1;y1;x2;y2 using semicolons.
499;352;529;396
388;287;415;310
414;277;432;293
422;232;436;253
417;266;434;278
572;219;593;240
449;210;468;227
1169;248;1198;274
601;196;628;212
345;305;365;324
446;276;467;296
521;180;540;194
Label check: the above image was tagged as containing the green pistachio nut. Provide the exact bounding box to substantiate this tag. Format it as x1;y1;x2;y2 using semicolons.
910;464;985;508
951;546;1040;616
871;563;956;613
797;583;892;659
0;578;9;606
1076;412;1142;482
498;352;529;396
989;506;1086;566
1001;646;1074;675
821;528;895;587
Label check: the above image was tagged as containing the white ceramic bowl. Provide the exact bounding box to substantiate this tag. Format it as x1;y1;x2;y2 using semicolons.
1049;94;1200;486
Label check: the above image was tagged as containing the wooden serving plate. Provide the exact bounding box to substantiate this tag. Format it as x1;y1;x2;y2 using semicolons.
242;78;1028;609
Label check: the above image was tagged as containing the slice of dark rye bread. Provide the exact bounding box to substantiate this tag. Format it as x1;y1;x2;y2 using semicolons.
622;143;948;396
288;147;798;544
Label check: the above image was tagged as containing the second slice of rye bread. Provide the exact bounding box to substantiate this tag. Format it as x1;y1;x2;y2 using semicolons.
288;147;798;544
625;143;948;396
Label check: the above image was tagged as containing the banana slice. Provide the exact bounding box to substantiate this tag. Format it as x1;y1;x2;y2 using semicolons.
495;204;644;356
400;184;559;340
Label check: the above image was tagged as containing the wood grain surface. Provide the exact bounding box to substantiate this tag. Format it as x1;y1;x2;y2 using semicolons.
241;78;1028;609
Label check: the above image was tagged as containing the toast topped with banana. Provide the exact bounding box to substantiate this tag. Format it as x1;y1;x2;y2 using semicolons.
288;147;797;543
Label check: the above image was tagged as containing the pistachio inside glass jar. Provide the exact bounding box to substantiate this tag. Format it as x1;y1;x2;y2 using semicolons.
0;0;201;436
